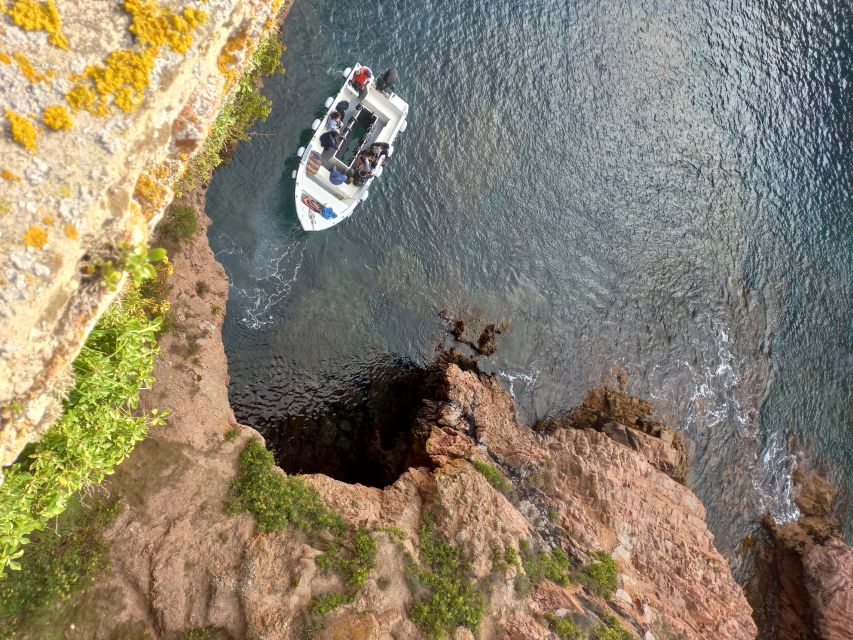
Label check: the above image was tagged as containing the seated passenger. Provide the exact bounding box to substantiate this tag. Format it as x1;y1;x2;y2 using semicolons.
352;66;372;91
329;166;348;186
367;142;389;160
319;129;339;151
326;111;343;132
350;155;374;186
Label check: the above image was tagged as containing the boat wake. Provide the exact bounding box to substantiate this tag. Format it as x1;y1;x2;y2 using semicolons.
212;231;306;330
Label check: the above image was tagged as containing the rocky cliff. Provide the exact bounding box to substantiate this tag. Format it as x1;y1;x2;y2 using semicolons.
22;193;760;639
0;0;288;470
762;470;853;640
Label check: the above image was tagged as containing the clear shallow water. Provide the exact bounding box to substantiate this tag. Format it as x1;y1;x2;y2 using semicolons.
207;0;853;567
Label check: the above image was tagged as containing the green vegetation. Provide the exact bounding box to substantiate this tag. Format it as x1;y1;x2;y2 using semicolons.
180;627;222;640
407;515;484;639
227;440;376;618
582;552;618;599
195;280;210;297
491;545;519;572
174;34;285;195
593;611;632;640
520;540;571;586
471;460;515;500
224;424;240;442
0;283;167;575
377;576;391;590
0;494;122;633
94;243;168;291
377;525;407;541
226;440;345;534
156;203;198;252
546;614;585;640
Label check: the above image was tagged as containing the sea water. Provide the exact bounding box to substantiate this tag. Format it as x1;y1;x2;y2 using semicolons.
206;0;853;568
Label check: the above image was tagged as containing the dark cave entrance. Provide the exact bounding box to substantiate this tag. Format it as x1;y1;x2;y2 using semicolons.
255;362;435;488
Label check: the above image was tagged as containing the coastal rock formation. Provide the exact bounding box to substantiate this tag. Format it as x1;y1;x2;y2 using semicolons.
38;200;759;639
765;470;853;640
0;0;288;470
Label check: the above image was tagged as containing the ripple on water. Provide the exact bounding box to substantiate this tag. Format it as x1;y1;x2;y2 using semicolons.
206;0;853;552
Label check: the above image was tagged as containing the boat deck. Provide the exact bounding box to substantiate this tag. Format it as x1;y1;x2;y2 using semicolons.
295;65;408;231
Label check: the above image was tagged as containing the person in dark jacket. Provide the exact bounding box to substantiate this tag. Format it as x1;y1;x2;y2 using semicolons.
319;129;339;151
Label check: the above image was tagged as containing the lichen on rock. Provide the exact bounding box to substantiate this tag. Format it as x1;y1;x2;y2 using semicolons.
5;109;38;152
4;0;68;49
42;104;72;130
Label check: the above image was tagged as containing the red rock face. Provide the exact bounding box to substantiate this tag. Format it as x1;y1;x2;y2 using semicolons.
767;471;853;640
429;364;757;640
70;211;758;638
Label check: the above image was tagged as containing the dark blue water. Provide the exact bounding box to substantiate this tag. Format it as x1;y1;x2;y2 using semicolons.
206;0;853;569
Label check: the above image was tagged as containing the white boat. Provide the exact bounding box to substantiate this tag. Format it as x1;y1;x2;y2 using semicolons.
293;64;409;231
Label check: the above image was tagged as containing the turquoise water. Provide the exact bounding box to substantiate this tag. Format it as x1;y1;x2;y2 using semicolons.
206;0;853;566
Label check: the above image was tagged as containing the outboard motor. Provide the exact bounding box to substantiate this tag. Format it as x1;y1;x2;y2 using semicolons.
376;68;399;93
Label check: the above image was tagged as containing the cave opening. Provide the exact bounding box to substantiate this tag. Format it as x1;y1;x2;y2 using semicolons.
255;362;436;488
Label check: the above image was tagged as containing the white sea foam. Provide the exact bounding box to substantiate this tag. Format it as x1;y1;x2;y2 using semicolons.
213;231;306;330
498;369;537;398
658;317;800;524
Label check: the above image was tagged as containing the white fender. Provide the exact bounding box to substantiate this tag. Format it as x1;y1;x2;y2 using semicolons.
360;190;369;202
291;170;296;179
342;67;352;79
311;119;321;131
400;120;408;132
373;166;384;177
387;145;395;158
324;96;334;109
297;146;305;157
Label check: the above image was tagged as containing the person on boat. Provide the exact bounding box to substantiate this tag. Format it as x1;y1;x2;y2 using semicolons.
329;166;348;186
352;66;372;92
350;154;374;187
319;129;339;151
367;142;389;160
326;111;343;132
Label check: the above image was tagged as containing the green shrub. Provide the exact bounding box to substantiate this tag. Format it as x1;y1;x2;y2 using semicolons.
0;494;121;629
471;460;515;499
174;35;284;196
309;592;349;617
0;284;167;575
582;552;618;599
156;204;198;251
520;541;571;586
546;614;585;640
226;440;345;535
408;515;484;639
227;441;376;618
594;611;632;640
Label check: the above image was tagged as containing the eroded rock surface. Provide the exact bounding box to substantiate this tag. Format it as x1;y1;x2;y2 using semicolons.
766;470;853;640
0;0;288;469
58;208;758;639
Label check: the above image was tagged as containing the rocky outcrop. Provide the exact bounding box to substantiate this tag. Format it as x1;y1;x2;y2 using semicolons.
0;0;289;470
765;470;853;640
49;213;757;639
